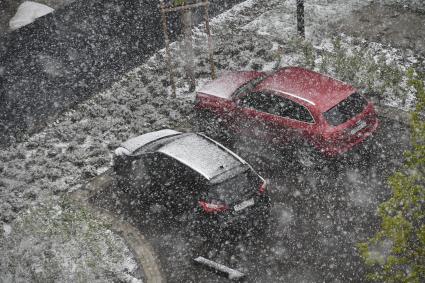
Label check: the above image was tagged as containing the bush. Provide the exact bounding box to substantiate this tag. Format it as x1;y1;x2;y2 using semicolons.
358;69;425;282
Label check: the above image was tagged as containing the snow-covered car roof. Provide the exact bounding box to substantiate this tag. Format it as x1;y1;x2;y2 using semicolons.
116;129;181;155
157;133;246;181
256;67;356;112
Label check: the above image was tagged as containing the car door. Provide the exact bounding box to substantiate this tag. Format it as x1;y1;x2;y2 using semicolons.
235;91;315;145
265;95;316;145
143;152;176;203
234;91;281;142
116;154;152;193
145;152;200;210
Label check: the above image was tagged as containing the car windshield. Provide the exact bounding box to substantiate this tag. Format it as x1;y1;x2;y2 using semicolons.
207;169;261;204
323;92;368;126
232;74;267;98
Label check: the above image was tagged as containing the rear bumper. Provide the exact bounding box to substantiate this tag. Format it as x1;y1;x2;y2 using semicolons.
196;194;271;234
319;118;379;157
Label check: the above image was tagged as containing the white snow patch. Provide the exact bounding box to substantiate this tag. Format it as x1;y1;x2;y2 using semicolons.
211;0;257;25
9;1;54;31
2;224;12;237
194;256;245;280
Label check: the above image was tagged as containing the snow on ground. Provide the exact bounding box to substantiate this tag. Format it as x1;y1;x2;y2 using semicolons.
1;199;143;282
0;0;423;281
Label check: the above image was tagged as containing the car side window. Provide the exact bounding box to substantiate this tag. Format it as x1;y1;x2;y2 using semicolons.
239;92;314;123
266;95;291;117
239;92;273;113
115;156;151;190
144;153;176;185
291;103;314;123
269;95;314;123
145;152;199;190
232;75;266;98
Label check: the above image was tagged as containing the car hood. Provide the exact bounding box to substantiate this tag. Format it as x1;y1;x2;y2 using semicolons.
198;71;264;99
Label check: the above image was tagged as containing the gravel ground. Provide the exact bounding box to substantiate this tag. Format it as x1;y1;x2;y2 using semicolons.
1;0;423;281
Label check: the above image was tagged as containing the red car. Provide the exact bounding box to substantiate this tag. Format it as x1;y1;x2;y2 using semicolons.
194;67;379;163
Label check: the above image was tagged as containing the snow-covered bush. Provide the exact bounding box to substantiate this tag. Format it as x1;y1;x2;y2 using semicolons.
0;198;142;282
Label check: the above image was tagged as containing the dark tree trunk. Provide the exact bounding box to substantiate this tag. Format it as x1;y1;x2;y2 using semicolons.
297;0;305;38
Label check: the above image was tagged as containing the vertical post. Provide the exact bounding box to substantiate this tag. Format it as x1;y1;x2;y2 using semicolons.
160;1;176;98
296;0;305;38
203;0;216;79
182;7;196;92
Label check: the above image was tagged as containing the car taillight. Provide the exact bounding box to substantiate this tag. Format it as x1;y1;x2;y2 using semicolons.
198;200;228;213
258;181;267;194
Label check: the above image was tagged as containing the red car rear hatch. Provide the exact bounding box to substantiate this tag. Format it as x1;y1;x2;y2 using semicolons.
198;71;264;99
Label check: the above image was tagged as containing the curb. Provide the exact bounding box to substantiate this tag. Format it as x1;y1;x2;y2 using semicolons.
70;170;165;283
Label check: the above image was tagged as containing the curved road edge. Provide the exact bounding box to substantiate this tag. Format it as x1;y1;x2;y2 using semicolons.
70;169;165;283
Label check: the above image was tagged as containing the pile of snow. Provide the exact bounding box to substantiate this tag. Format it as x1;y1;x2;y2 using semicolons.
9;1;54;31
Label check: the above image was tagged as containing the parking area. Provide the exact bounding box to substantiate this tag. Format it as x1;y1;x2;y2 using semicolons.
89;116;409;282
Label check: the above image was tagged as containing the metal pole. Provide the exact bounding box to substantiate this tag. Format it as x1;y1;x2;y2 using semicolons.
160;1;177;98
203;0;216;79
182;8;196;92
297;0;305;38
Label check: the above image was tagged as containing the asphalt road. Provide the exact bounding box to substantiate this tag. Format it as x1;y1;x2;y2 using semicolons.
91;117;409;282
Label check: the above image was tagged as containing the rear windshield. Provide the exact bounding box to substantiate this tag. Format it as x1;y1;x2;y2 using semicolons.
207;170;261;204
323;92;368;126
232;74;267;98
